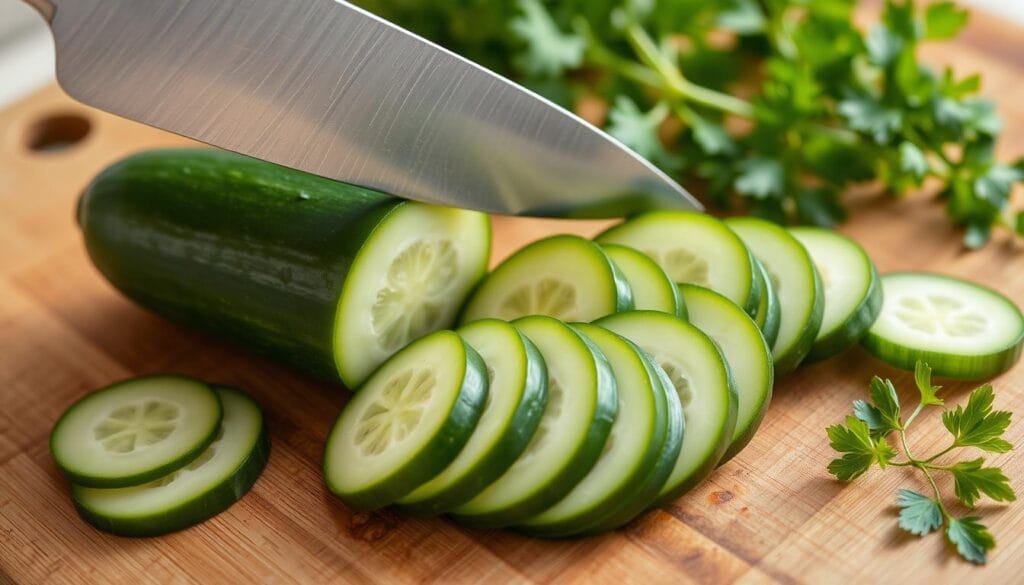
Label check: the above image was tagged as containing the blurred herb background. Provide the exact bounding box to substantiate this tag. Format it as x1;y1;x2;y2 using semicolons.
355;0;1024;248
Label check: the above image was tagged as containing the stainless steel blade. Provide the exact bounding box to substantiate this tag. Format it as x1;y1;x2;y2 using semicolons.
30;0;701;216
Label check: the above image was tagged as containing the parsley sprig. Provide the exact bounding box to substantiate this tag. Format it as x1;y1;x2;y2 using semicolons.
354;0;1024;248
827;361;1016;564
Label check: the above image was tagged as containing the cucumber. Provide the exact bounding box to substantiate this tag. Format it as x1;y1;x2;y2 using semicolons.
586;356;685;533
452;316;617;527
397;320;548;515
595;211;761;316
51;375;223;489
600;244;685;317
78;149;490;388
863;272;1024;380
71;386;269;537
725;217;824;376
678;285;772;461
459;235;633;324
789;228;883;361
753;259;781;348
323;330;489;510
596;311;736;504
516;324;676;537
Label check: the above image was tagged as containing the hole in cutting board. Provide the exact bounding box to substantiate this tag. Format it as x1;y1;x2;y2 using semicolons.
24;113;91;153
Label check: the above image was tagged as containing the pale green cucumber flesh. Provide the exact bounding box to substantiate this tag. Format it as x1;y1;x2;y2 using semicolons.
459;234;633;325
789;227;882;362
515;324;668;537
678;285;773;462
396;320;548;515
51;375;223;489
600;244;684;317
863;272;1024;380
595;311;736;505
452;316;617;528
323;331;489;510
726;217;823;376
71;386;269;537
595;211;759;315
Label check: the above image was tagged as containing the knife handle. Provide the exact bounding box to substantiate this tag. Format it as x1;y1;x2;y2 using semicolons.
22;0;55;22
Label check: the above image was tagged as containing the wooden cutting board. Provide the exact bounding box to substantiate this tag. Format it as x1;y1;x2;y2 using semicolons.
1;9;1023;584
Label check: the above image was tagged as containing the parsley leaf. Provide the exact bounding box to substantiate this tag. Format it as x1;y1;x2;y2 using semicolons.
734;157;785;200
827;362;1016;564
606;97;682;171
896;489;943;536
947;517;995;564
838;96;903;144
924;2;970;40
509;0;586;78
868;376;903;432
826;415;897;480
942;384;1014;453
949;458;1016;508
914;361;943;407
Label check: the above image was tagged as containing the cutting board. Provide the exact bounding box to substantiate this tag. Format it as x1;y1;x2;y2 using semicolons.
1;8;1023;584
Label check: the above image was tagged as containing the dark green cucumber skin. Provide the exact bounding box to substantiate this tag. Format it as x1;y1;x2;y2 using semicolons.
78;148;400;383
519;327;680;538
453;317;618;529
754;260;781;348
325;335;490;511
71;388;269;537
804;262;883;362
51;374;223;489
398;323;549;516
592;353;685;533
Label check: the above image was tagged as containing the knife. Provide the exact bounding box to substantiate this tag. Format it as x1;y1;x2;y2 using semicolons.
23;0;700;217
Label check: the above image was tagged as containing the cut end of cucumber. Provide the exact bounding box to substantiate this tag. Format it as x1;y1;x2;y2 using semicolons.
334;203;490;388
370;239;460;353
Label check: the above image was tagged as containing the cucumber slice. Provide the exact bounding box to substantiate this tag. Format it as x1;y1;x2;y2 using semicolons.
396;320;548;515
323;331;489;510
459;235;632;324
585;356;685;533
452;316;617;527
70;386;269;537
516;324;672;537
678;285;772;461
595;212;761;316
50;375;223;488
789;228;883;361
863;272;1024;380
596;311;736;504
753;259;781;348
336;203;491;387
600;244;685;317
725;217;824;376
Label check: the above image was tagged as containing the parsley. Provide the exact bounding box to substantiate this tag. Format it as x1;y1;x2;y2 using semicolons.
827;361;1016;564
353;0;1023;248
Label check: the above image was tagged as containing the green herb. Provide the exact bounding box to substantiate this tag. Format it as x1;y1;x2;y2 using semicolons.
352;0;1023;248
827;361;1016;564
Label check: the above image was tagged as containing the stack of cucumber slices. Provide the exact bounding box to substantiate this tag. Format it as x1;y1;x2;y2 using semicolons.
322;210;1023;535
50;375;269;537
74;152;1022;539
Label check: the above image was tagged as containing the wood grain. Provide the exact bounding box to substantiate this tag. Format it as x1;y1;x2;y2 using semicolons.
1;8;1023;584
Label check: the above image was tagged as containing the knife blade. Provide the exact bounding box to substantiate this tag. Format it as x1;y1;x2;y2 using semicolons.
26;0;701;217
